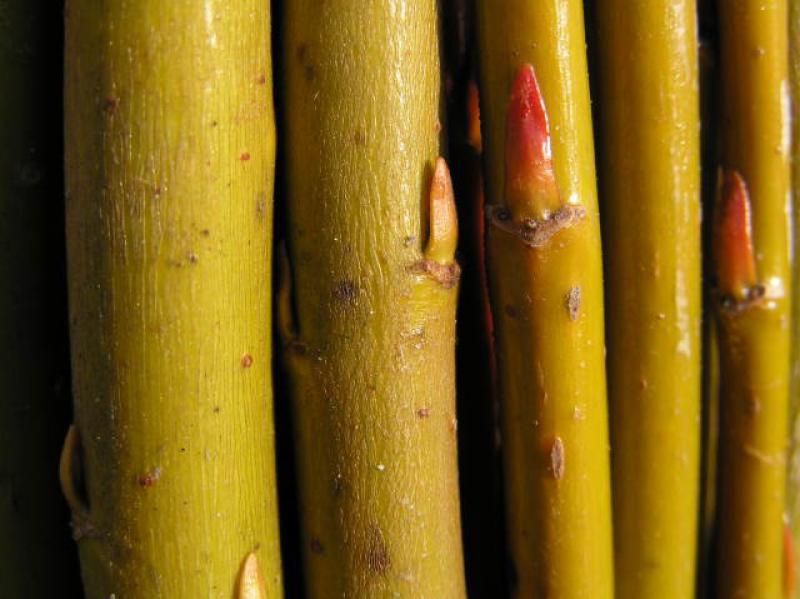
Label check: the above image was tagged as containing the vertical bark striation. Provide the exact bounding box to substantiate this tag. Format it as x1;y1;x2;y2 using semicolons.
281;2;467;597
64;2;283;596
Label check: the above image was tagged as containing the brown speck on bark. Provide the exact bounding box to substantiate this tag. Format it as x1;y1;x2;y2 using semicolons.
550;437;565;480
365;526;391;575
565;286;581;320
211;120;218;127
187;251;198;264
310;538;324;554
416;407;430;419
213;406;220;414
505;304;519;319
353;129;367;145
137;466;162;488
434;119;442;133
241;354;254;368
640;378;649;391
240;152;251;161
102;96;119;115
256;74;267;85
332;280;358;303
200;229;210;237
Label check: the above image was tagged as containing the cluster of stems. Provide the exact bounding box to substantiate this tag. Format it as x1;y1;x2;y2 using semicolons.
8;1;797;597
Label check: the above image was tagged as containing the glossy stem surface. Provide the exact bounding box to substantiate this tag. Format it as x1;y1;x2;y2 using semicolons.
64;2;282;596
477;3;614;596
592;3;702;597
715;4;791;596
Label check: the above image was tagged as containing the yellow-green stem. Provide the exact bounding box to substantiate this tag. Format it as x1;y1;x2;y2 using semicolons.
716;300;790;599
64;2;282;596
281;3;467;597
476;2;614;597
716;3;792;597
592;3;702;597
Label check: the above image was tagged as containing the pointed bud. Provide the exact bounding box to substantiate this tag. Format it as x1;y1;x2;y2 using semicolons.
467;81;482;153
425;157;458;264
59;424;89;516
714;169;757;300
504;64;560;220
238;552;267;599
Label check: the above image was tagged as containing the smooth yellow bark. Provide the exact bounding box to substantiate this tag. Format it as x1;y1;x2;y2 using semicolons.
593;3;702;597
716;1;791;597
716;304;790;599
477;2;614;597
64;2;282;597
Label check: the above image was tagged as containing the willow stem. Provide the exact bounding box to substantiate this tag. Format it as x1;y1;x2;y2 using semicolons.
714;3;792;597
476;2;614;595
281;3;467;597
64;2;283;596
592;3;702;597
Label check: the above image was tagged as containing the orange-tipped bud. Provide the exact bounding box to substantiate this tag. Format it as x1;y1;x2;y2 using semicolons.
714;169;758;300
504;64;560;220
426;157;458;264
467;81;482;153
238;552;267;599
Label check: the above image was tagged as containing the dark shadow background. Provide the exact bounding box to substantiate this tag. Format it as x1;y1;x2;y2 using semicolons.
0;1;82;596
